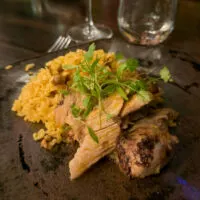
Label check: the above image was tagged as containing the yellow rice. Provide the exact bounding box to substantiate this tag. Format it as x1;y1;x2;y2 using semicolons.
5;65;13;70
25;63;35;72
12;49;118;149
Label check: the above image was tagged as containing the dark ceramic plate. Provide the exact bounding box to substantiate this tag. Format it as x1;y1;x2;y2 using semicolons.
1;39;200;200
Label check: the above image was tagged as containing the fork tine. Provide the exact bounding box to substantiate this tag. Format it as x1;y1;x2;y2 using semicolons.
64;36;72;49
53;36;65;52
58;36;70;50
60;36;71;49
48;35;72;53
48;36;63;53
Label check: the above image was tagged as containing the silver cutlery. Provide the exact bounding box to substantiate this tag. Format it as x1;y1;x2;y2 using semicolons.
48;35;71;53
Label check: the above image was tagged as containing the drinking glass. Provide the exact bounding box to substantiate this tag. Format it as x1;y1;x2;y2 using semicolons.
68;0;113;42
118;0;177;46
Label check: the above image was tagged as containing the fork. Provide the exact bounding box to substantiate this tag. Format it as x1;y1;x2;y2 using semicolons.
48;35;72;53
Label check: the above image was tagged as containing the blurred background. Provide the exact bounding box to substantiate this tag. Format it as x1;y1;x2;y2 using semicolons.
0;0;118;51
0;0;199;65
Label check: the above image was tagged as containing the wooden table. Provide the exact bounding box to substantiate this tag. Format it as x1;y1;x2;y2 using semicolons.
0;0;199;67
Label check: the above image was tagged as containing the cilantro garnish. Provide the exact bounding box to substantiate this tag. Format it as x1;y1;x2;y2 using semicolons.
116;86;128;100
84;43;95;62
87;126;99;144
62;44;172;142
63;43;150;117
117;58;138;78
82;96;95;119
61;124;71;132
115;52;124;60
138;90;152;103
160;66;173;83
59;90;69;96
106;113;113;120
71;104;82;118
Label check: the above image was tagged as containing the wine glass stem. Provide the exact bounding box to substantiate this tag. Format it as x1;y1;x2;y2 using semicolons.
88;0;95;31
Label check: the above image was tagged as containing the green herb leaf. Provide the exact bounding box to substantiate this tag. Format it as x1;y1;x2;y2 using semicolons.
62;65;78;70
148;77;159;84
59;90;69;96
117;63;127;78
138;90;152;103
82;77;95;91
128;80;147;92
83;104;93;119
90;59;99;72
61;124;71;132
83;96;91;108
73;70;89;94
73;69;81;82
126;58;139;72
116;86;128;100
117;58;139;78
101;85;116;97
87;126;99;144
106;113;113;120
115;53;124;60
67;47;150;121
71;104;82;118
84;43;96;62
160;66;173;83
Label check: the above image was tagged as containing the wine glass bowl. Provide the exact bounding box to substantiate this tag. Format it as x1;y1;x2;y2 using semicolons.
68;0;113;43
68;23;113;43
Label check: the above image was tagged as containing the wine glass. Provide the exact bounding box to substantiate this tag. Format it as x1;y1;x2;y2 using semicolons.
68;0;113;42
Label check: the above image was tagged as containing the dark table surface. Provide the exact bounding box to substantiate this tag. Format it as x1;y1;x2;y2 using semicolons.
0;0;200;66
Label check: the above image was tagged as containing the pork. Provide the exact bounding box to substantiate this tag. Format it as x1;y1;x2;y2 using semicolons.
55;89;173;180
54;91;86;142
120;93;153;117
68;94;124;179
116;108;179;178
69;123;121;180
55;92;124;143
86;93;124;131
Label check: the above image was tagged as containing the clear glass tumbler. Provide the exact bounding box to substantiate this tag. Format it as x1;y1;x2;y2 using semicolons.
118;0;177;45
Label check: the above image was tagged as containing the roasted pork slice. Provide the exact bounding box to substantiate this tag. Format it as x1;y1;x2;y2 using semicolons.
55;92;124;143
86;93;124;131
55;91;85;126
130;108;179;132
120;92;153;117
116;108;179;178
121;106;151;130
54;91;86;142
120;82;163;118
69;123;121;180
